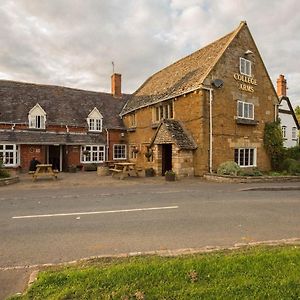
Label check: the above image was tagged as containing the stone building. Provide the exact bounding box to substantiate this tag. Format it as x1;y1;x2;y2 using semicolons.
120;21;279;176
1;21;280;176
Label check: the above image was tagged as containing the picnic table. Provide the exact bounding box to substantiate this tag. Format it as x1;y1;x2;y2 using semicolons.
109;162;140;180
29;164;58;181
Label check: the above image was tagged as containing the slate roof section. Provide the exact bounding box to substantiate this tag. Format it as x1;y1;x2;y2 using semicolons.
0;80;129;129
121;22;245;116
279;96;300;129
151;119;197;150
0;130;106;145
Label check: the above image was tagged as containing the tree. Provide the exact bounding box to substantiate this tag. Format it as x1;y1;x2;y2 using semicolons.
295;105;300;123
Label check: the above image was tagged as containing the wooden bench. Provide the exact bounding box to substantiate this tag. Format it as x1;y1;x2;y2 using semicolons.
109;168;123;179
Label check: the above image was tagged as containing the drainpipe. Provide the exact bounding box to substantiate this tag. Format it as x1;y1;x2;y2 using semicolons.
105;128;109;161
201;87;214;173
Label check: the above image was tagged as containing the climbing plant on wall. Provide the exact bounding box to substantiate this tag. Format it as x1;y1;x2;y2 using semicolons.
264;121;284;170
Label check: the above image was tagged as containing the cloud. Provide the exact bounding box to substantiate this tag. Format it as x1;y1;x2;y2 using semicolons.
0;0;299;106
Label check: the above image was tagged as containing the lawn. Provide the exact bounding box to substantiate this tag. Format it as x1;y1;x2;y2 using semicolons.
10;245;300;299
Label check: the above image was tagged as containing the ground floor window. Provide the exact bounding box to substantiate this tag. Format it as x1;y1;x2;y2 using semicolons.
81;145;105;163
0;144;19;166
113;144;127;160
234;148;256;167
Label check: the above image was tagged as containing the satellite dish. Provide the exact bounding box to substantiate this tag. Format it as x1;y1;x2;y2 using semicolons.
211;79;224;88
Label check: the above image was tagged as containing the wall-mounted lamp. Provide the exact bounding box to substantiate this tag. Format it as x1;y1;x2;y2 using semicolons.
244;49;253;55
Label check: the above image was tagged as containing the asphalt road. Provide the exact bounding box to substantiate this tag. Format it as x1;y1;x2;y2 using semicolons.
0;176;300;298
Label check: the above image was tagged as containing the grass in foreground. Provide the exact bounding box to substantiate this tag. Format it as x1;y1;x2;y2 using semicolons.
10;245;300;299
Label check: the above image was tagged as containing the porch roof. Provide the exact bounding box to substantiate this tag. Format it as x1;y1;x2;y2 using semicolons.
0;130;106;145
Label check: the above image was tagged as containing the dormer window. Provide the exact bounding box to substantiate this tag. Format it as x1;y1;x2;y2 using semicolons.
28;103;46;129
240;57;252;76
87;107;103;132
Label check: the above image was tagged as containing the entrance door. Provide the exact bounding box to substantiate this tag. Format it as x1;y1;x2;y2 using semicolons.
161;144;172;175
48;145;61;171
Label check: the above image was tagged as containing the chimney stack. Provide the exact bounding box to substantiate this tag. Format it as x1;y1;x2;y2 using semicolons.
276;74;287;97
111;73;122;98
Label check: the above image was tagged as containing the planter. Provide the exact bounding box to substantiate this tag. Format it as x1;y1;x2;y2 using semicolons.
165;173;176;181
145;168;155;177
68;166;77;173
97;166;109;176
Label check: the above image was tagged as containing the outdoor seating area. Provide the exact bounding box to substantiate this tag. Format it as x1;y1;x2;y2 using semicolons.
109;162;141;180
29;164;58;181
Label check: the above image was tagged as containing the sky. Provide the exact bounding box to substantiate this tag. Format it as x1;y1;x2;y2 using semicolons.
1;0;299;107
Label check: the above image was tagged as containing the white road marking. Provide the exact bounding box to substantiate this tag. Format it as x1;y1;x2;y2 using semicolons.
12;206;179;219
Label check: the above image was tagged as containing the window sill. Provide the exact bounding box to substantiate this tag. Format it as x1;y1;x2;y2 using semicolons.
28;128;46;131
127;127;136;132
236;118;258;125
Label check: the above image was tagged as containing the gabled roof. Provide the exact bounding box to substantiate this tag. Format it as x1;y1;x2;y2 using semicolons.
0;80;129;129
121;22;246;116
150;119;197;150
279;96;300;129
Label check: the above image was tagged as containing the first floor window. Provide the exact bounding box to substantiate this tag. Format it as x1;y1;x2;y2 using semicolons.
81;145;105;163
234;148;256;167
113;144;127;160
153;101;174;123
237;101;254;119
240;57;252;76
130;145;138;159
88;118;102;132
0;144;19;166
29;115;45;129
292;127;298;140
282;126;287;139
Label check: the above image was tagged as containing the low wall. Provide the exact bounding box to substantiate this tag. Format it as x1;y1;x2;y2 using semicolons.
0;176;20;186
204;173;300;183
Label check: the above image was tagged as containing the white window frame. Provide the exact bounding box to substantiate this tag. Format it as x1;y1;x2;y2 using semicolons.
234;148;257;167
87;118;102;132
80;145;105;163
130;145;138;159
240;57;252;76
28;103;46;129
282;126;287;139
153;101;174;123
113;144;127;160
237;101;254;120
0;144;20;167
292;127;297;140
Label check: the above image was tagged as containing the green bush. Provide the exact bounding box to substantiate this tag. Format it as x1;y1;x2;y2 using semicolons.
217;161;241;176
0;160;10;178
239;168;263;177
280;158;300;175
284;146;300;161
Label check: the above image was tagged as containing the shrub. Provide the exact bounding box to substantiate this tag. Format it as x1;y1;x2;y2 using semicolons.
217;161;241;176
280;158;300;175
264;121;284;170
239;168;263;177
84;164;97;171
285;146;300;161
0;160;10;178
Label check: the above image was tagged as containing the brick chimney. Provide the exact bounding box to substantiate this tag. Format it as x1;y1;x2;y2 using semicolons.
276;74;287;97
111;73;122;97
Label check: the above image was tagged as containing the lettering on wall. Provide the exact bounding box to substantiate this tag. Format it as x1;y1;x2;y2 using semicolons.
233;73;257;93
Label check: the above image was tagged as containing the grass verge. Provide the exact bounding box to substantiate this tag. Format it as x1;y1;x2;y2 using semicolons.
10;245;300;299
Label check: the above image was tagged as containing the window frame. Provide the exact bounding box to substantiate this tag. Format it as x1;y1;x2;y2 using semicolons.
292;127;298;140
113;144;127;160
29;115;46;129
80;145;105;163
234;148;257;167
282;126;287;139
237;101;254;120
240;57;252;76
87;118;102;132
152;101;174;123
0;144;20;167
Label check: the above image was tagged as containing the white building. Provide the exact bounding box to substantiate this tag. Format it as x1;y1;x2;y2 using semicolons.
277;75;299;148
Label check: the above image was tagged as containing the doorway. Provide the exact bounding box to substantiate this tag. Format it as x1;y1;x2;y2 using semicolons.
161;144;172;175
48;145;62;171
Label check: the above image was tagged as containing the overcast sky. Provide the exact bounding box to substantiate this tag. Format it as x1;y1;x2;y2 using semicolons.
1;0;299;106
